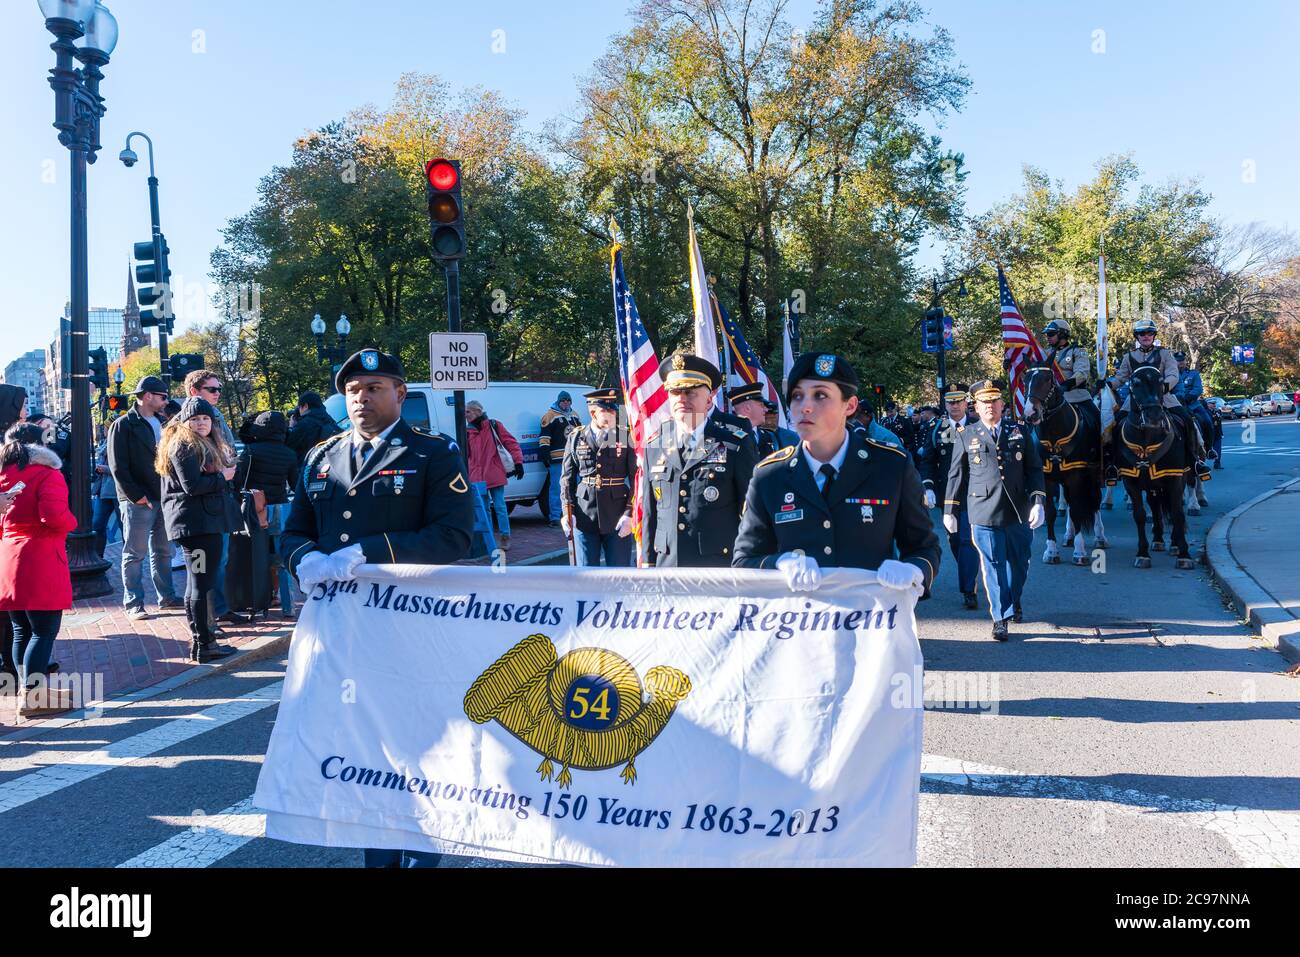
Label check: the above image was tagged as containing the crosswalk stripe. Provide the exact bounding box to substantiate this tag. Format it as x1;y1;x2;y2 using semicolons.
0;682;283;816
921;754;1300;867
117;797;264;868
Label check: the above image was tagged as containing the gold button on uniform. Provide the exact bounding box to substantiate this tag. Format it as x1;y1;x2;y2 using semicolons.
348;489;356;497
678;523;686;530
679;506;686;513
343;511;352;519
823;520;832;529
823;546;833;555
340;534;350;543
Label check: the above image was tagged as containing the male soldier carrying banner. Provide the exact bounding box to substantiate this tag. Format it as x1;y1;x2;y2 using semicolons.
640;354;758;568
281;347;474;868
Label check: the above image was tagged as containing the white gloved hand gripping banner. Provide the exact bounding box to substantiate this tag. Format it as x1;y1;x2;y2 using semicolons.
254;565;924;867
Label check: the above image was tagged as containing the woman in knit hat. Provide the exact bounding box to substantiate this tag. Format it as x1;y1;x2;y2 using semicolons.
155;396;240;662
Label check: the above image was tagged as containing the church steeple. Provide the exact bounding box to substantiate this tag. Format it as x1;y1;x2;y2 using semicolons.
121;260;147;359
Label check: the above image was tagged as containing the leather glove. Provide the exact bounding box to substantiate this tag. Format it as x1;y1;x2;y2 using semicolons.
923;489;936;509
296;551;332;588
943;513;958;535
877;559;924;591
560;514;572;537
512;463;525;481
775;552;821;592
327;544;366;581
615;515;632;538
1028;502;1045;530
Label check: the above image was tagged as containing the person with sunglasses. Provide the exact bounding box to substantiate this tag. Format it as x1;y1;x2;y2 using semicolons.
107;376;183;620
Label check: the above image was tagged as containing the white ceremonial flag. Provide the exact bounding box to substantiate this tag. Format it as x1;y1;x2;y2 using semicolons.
1097;252;1109;378
254;565;924;867
687;205;723;409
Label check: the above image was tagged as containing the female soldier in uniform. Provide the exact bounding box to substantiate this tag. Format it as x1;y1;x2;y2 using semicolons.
732;352;940;595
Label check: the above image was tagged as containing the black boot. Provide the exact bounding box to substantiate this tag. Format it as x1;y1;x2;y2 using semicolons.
188;597;235;663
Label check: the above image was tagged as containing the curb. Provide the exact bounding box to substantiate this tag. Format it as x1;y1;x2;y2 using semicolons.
0;627;294;745
1205;475;1300;664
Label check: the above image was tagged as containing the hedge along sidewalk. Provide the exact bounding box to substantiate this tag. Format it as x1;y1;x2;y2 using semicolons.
1206;475;1300;663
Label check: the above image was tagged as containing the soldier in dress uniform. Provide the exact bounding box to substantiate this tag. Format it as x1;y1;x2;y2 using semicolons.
918;384;981;609
733;352;940;596
943;379;1046;640
560;388;636;567
539;391;582;527
640;354;758;568
727;382;797;458
281;347;474;868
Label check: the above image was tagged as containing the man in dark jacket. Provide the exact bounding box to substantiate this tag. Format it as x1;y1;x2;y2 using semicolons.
107;376;181;619
286;391;341;465
231;411;300;618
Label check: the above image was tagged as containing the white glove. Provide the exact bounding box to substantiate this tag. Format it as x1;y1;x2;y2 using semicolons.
560;514;572;537
1028;502;1045;530
296;551;332;588
943;513;958;535
775;552;821;591
615;515;632;538
326;544;366;581
923;489;936;509
877;559;924;591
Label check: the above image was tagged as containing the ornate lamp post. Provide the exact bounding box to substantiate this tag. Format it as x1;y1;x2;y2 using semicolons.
311;313;352;393
39;0;118;597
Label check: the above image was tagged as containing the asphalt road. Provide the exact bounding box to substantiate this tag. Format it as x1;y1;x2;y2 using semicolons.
2;415;1297;868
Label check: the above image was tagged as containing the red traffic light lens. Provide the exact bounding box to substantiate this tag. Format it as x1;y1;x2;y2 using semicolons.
426;159;458;191
429;194;459;224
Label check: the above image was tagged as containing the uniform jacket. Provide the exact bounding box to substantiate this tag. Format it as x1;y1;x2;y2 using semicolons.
0;446;78;612
465;416;523;489
1174;369;1204;404
561;423;635;536
539;406;581;465
107;406;163;503
1045;343;1092;402
944;419;1046;526
918;411;979;498
880;413;914;449
733;429;940;596
755;425;799;459
286;406;342;465
1114;346;1180;409
640;411;758;568
160;443;241;540
234;412;298;506
281;417;474;577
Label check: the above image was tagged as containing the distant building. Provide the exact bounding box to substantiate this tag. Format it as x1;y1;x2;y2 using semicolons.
121;265;148;359
1;349;47;415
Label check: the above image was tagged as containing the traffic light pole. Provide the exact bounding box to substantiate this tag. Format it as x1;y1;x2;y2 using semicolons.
148;175;172;388
445;260;468;462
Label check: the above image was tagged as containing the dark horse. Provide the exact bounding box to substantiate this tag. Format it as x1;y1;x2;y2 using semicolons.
1023;366;1104;565
1113;365;1195;569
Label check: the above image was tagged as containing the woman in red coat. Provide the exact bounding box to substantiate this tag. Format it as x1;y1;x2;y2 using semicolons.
463;400;524;550
0;423;78;707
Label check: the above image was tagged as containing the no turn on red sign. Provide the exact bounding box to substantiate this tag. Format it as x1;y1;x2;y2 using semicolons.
428;332;489;390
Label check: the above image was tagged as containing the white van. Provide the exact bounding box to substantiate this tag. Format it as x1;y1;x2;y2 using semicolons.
325;381;594;519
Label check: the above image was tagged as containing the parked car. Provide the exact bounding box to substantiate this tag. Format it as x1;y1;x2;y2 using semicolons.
324;379;595;520
1268;392;1295;414
1225;397;1257;418
1252;393;1279;415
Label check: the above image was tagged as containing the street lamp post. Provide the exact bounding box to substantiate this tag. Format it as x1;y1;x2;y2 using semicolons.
311;314;352;393
119;131;173;386
39;0;118;598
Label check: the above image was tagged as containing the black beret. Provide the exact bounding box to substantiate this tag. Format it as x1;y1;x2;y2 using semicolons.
584;387;621;411
725;382;764;406
336;348;406;393
659;353;722;392
785;352;859;404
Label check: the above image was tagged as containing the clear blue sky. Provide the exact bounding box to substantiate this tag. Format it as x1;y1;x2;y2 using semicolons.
2;0;1296;362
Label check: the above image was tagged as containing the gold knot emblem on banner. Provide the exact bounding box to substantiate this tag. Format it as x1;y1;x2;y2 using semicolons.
463;634;692;789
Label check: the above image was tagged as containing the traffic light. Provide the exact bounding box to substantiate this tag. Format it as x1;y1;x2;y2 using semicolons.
921;307;944;352
89;347;109;391
134;234;173;332
105;393;127;417
425;158;465;262
168;353;205;381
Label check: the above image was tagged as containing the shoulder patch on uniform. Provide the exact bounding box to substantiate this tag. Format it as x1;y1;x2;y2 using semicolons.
757;445;797;468
727;424;748;439
866;439;908;458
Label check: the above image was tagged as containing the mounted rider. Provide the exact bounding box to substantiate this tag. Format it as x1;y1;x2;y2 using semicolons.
1040;317;1103;437
1173;351;1216;465
1112;318;1210;480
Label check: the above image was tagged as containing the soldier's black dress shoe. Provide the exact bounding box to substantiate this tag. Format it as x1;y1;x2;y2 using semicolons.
1013;604;1023;623
963;592;978;610
992;619;1009;641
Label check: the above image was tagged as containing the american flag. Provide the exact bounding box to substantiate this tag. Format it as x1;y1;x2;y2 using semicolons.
714;291;788;429
998;263;1048;417
611;242;670;554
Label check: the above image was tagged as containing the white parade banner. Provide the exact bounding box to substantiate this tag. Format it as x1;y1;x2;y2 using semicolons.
254;565;924;867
